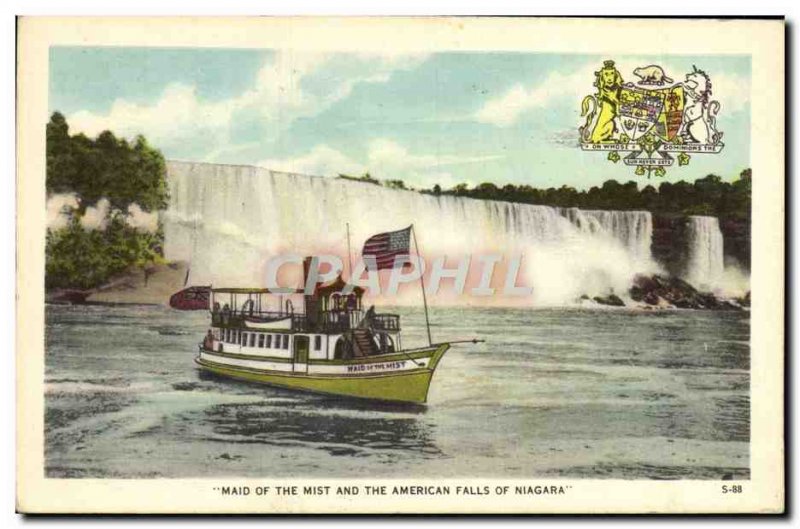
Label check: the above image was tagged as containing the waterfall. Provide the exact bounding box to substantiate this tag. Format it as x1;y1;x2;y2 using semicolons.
560;208;653;264
683;215;725;291
162;161;659;305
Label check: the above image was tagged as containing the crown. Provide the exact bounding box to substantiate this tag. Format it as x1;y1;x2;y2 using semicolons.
603;60;616;68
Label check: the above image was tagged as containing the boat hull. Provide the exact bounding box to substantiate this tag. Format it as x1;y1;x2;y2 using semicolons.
169;286;211;311
195;344;450;404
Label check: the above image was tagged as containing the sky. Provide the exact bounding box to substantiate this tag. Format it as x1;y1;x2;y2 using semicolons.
49;47;751;191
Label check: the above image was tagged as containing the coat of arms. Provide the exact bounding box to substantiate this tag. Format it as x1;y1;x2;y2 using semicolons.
579;60;724;177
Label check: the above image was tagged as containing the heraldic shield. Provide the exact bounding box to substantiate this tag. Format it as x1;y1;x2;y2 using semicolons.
618;85;685;142
618;86;662;140
658;85;684;141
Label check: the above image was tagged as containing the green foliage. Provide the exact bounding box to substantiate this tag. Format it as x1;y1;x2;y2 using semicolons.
45;216;164;290
47;112;168;211
337;172;413;190
45;112;169;290
384;179;407;190
337;172;382;186
422;168;752;220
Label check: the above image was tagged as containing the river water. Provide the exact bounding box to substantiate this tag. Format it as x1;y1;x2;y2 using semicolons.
44;304;749;479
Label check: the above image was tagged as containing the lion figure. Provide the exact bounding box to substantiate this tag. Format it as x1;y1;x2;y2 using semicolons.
580;60;624;143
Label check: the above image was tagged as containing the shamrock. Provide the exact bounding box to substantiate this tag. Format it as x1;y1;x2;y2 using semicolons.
608;151;620;163
638;133;661;156
655;167;667;177
635;166;646;176
678;152;691;166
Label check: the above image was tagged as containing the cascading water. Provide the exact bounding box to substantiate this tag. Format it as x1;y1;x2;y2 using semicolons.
560;207;653;264
163;161;659;305
683;215;725;291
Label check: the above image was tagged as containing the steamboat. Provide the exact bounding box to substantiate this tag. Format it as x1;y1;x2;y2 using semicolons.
195;227;470;404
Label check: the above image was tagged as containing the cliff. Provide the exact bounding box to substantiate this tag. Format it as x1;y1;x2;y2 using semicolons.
653;215;750;276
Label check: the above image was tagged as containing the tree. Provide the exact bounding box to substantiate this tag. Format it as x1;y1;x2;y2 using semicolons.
45;112;169;290
45;113;169;213
419;169;750;221
727;168;752;221
451;183;469;196
46;112;76;193
385;179;407;190
640;184;658;210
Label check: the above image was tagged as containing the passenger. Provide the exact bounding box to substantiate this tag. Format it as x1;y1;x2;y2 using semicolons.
203;329;214;349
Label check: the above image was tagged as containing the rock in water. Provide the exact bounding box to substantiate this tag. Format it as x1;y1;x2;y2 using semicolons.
737;291;751;307
630;273;742;310
45;288;92;304
592;294;626;307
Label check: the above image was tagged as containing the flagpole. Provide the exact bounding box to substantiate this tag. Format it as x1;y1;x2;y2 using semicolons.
411;224;432;346
346;223;353;279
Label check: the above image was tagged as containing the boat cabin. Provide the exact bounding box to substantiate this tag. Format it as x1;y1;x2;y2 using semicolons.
205;269;401;365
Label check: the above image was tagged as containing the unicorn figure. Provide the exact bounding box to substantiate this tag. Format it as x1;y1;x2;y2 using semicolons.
679;66;723;145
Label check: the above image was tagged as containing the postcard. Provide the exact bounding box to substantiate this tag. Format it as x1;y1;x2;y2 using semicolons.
16;16;784;514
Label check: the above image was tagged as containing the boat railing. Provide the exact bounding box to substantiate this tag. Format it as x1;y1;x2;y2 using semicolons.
211;309;292;327
319;310;363;332
291;314;309;331
372;313;401;332
318;310;400;332
212;308;401;333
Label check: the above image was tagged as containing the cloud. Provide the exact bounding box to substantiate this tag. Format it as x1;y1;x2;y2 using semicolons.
549;129;580;148
67;51;429;161
46;193;79;230
706;71;750;113
475;66;597;127
259;144;365;176
46;193;159;234
125;204;159;233
80;198;111;231
259;138;502;188
367;138;502;173
69;84;229;158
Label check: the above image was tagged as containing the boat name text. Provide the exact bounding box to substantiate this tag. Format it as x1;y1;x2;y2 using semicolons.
346;360;407;373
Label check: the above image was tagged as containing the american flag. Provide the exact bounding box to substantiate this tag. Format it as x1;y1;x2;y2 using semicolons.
362;226;412;270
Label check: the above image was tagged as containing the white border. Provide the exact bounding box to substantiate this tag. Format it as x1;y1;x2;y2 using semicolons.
13;13;786;516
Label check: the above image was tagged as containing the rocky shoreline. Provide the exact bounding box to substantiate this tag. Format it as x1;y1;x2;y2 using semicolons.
587;273;749;311
46;261;189;306
46;263;749;312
